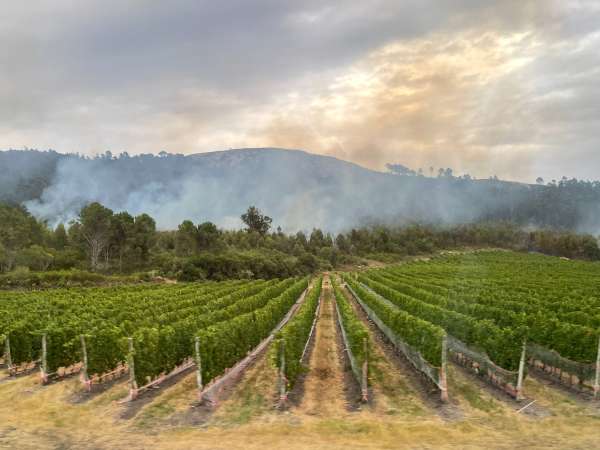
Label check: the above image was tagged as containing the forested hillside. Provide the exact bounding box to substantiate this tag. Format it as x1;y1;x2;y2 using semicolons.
2;148;600;233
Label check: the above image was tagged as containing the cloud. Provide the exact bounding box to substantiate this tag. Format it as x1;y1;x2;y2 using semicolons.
250;31;538;179
247;3;600;181
1;1;600;181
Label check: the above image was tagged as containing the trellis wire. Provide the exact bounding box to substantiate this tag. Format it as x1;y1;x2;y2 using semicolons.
358;281;525;399
527;341;599;396
346;283;443;390
447;335;521;398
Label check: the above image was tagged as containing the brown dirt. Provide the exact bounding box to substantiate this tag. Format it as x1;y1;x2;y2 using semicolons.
332;297;367;410
295;276;349;417
205;350;279;427
119;364;198;420
69;374;129;404
528;365;596;401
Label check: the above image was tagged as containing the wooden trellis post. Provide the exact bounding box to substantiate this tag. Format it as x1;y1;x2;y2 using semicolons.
594;335;600;400
194;337;203;400
40;333;48;384
440;334;449;402
80;335;90;391
516;340;527;401
4;336;13;375
127;337;138;400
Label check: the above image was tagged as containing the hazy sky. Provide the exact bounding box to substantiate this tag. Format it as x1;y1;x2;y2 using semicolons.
1;1;599;182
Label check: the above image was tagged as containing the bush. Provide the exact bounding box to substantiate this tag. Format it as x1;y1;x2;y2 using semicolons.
15;245;53;271
177;262;206;282
167;248;325;281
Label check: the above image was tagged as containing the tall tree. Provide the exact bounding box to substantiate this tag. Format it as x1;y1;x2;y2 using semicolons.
309;228;325;251
53;223;68;250
176;220;197;256
241;206;272;236
110;212;134;272
77;202;114;271
0;203;45;271
131;214;156;263
335;233;350;252
197;221;220;251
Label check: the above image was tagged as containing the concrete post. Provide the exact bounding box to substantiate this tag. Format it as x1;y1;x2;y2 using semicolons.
440;334;449;402
40;333;48;384
80;335;90;391
127;337;138;400
4;336;12;375
361;337;369;402
516;340;527;401
593;335;600;400
194;336;203;401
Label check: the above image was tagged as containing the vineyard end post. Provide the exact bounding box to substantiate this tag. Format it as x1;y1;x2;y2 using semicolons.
127;337;138;400
361;337;368;403
440;334;449;403
80;335;90;391
194;336;203;400
40;333;48;384
4;335;13;376
594;334;600;400
516;340;527;401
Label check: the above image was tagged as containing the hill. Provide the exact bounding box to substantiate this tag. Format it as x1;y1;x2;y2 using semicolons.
1;148;599;232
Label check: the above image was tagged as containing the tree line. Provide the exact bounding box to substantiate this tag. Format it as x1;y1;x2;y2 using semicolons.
1;201;599;285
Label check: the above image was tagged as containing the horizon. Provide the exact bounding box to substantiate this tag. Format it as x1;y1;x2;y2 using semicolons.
2;2;600;183
1;146;597;185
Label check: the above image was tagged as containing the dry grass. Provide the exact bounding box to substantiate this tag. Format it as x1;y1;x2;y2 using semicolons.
1;364;600;449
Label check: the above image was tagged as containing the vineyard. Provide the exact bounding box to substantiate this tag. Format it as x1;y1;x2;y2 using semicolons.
0;277;309;394
1;252;600;449
345;251;600;399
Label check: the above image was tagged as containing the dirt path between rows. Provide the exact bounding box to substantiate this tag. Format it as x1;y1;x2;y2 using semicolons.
296;275;348;417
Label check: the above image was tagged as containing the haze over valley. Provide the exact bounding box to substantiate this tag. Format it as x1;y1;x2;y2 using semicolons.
2;147;600;234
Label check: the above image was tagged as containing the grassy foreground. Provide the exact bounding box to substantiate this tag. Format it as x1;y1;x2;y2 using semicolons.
1;333;600;449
